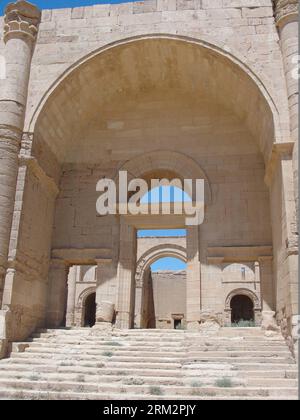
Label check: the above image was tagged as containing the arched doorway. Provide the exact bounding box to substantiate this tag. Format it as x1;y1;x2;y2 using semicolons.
29;36;277;333
230;295;254;324
135;239;187;329
84;293;96;327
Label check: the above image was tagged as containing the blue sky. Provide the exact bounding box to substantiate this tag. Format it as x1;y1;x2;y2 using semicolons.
151;257;187;272
0;0;137;15
138;230;186;238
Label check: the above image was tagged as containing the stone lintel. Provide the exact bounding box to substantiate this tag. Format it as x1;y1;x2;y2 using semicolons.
95;258;113;266
207;246;273;263
51;248;112;265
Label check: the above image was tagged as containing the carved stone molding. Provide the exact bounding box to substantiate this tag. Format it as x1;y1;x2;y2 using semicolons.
18;155;59;198
273;0;299;25
4;1;41;43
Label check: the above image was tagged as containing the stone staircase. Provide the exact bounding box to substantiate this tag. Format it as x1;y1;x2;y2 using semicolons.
0;327;298;400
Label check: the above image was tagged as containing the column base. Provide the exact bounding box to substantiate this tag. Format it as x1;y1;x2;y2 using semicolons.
92;321;112;333
186;321;200;331
115;312;131;329
0;339;8;359
261;311;280;333
0;309;10;359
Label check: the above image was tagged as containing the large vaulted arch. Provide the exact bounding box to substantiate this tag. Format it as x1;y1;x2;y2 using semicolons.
30;35;279;166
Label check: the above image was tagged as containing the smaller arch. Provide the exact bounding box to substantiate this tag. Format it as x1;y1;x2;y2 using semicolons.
230;295;254;324
135;244;187;287
135;244;187;330
225;288;260;311
117;151;212;205
77;287;96;327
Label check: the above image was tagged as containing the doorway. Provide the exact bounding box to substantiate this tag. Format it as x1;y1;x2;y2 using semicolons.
84;292;96;327
230;295;254;324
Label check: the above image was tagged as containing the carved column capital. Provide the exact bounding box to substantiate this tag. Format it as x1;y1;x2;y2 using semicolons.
273;0;299;26
4;1;41;44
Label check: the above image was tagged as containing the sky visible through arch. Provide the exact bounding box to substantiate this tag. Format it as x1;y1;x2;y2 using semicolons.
0;0;187;271
0;0;139;15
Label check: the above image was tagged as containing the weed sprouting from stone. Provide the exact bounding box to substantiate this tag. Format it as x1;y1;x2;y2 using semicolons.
149;386;164;396
215;377;234;388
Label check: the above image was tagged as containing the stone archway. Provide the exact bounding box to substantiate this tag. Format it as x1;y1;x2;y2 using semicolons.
230;295;254;324
134;244;187;329
225;289;261;326
83;292;96;328
76;287;96;327
1;33;288;345
117;150;212;204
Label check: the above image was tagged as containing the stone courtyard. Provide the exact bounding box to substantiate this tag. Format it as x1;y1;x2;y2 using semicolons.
0;0;298;400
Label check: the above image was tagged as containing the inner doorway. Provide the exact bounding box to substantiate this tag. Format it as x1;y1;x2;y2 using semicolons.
230;295;254;324
84;292;96;327
136;228;187;330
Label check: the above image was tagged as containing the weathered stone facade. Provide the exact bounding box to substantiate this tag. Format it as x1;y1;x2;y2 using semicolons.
0;0;298;358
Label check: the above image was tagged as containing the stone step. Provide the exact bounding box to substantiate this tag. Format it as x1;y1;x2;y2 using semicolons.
0;388;297;401
9;353;184;363
3;358;182;370
21;348;292;358
1;326;296;400
8;352;295;364
27;338;287;350
2;355;296;371
0;371;296;388
0;363;297;378
0;363;181;376
21;341;289;352
23;348;187;358
32;329;281;339
0;379;297;398
30;337;186;345
183;362;297;371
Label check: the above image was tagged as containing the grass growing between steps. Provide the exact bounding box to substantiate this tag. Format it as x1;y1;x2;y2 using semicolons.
228;320;256;328
102;351;114;357
215;377;234;388
149;386;164;396
29;374;40;382
102;341;123;347
123;378;145;385
191;381;203;388
190;381;203;395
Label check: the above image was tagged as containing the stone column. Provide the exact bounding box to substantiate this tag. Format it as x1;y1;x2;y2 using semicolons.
0;1;41;294
274;0;299;217
134;274;143;329
186;226;201;329
115;220;136;329
95;259;115;324
65;265;78;327
258;256;275;312
254;261;263;325
46;259;68;328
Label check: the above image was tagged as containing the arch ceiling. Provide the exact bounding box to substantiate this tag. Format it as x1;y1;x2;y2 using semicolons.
34;37;276;164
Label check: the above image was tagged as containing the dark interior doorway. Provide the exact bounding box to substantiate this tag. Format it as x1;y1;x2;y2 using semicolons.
174;319;182;330
84;293;96;327
231;295;254;323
